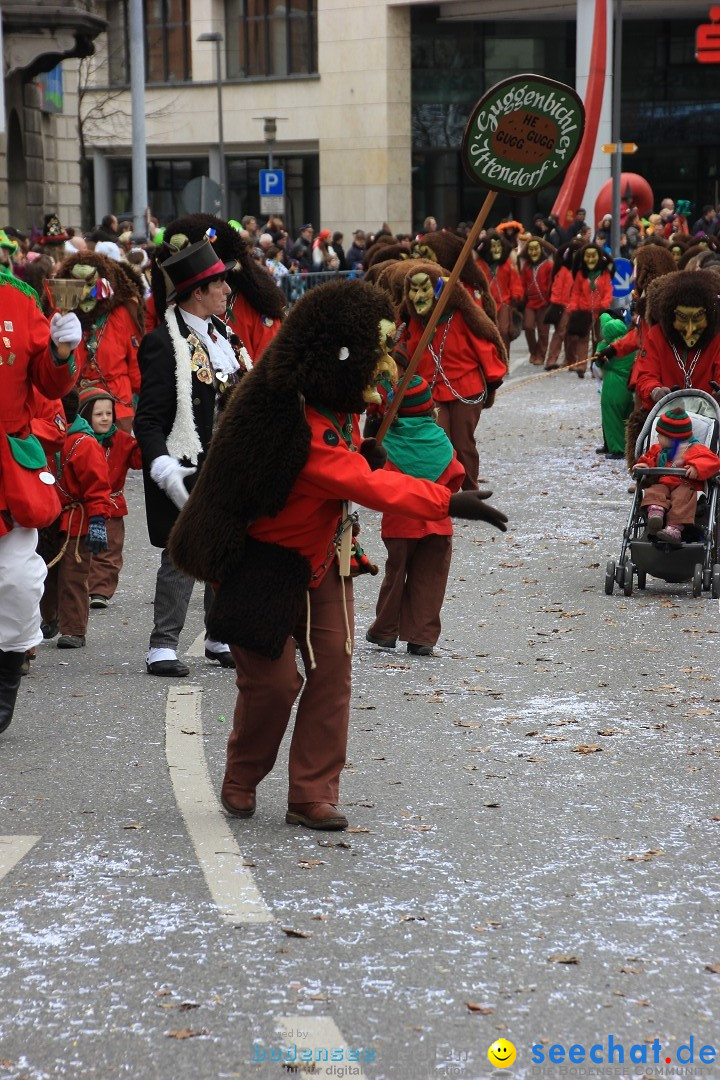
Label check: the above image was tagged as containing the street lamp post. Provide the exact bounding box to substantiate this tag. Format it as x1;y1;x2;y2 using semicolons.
197;31;226;219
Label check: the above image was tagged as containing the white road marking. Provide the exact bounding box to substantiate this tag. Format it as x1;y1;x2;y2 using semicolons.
187;629;205;657
276;1016;370;1079
0;835;40;882
164;685;272;924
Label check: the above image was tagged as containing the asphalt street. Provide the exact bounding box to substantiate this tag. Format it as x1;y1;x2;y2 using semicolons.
1;343;719;1080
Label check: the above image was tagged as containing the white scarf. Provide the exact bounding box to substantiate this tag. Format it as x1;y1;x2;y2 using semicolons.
164;306;204;465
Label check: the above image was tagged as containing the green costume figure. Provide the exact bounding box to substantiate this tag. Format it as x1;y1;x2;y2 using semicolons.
594;313;637;457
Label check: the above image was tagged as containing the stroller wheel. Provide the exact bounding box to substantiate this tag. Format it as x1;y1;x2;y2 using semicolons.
712;565;720;599
604;560;616;595
637;569;647;590
692;563;703;598
623;561;634;596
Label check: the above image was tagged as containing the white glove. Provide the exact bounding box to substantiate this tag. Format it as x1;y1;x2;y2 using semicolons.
150;454;196;510
50;312;82;351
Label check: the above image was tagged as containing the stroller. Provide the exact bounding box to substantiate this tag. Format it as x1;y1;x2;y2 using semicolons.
605;389;720;598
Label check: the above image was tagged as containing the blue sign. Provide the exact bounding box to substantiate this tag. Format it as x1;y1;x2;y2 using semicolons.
38;64;63;114
259;169;285;197
612;257;634;299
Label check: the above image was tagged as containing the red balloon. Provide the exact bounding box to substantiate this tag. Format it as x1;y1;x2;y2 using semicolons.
594;173;654;226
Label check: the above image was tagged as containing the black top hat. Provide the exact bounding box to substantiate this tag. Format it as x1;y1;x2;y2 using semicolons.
161;238;236;302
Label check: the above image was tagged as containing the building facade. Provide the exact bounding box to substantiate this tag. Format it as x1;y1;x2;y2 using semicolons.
1;1;716;236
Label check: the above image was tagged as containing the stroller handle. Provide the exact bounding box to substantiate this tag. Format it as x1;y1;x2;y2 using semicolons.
632;467;690;478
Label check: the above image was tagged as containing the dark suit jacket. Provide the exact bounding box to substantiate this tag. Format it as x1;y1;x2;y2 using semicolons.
135;307;225;549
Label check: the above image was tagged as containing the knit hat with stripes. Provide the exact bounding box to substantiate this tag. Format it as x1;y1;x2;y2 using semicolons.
397;374;434;417
656;408;693;440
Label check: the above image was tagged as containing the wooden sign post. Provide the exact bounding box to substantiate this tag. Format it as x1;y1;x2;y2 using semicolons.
376;74;586;442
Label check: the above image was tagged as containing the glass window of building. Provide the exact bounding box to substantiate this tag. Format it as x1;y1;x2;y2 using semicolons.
105;0;191;85
225;0;317;79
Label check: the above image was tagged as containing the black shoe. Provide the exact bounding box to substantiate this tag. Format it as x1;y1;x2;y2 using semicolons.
604;451;625;460
57;634;86;649
89;595;109;609
365;630;397;649
0;650;26;734
41;620;59;639
146;658;190;677
576;369;586;379
407;643;434;656
595;445;608;454
204;647;236;668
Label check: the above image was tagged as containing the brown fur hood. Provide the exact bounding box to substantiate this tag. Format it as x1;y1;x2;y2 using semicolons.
54;251;145;332
397;260;506;365
645;269;720;345
414;230;495;316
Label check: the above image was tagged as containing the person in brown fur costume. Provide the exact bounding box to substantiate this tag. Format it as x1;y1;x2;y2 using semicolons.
476;229;523;354
412;230;497;320
625;269;720;467
678;236;719;270
362;233;400;272
150;213;285;362
394;260;507;489
54;251;145;432
167;279;507;829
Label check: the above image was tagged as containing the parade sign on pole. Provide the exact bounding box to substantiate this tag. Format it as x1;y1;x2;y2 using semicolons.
376;75;585;441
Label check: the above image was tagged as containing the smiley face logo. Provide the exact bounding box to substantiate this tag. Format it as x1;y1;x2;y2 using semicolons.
487;1039;517;1068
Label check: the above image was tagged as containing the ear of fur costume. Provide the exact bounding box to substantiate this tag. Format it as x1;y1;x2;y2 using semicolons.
55;251;145;330
150;212;285;321
168;279;395;583
418;230;496;319
398;260;507;367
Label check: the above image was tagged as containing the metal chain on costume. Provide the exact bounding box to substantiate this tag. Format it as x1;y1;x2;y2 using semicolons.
79;315;133;408
428;313;487;406
670;344;702;388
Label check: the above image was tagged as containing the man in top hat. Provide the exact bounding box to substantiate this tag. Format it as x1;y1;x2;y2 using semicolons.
134;238;240;676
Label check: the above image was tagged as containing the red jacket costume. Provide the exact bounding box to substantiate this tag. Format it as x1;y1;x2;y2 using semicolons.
99;431;143;518
381;456;465;539
550;265;573;306
520;259;553;309
635;440;720;490
396;312;507;404
75;305;140;422
478;259;523;308
566;271;613;316
30;391;68;454
631;324;720;410
52;424;112;537
227;292;279;363
0;282;77;536
248;407;452;584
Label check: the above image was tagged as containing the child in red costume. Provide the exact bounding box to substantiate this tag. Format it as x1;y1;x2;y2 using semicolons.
365;374;465;657
635;407;720;544
77;386;142;609
564;243;613;377
40;390;112;648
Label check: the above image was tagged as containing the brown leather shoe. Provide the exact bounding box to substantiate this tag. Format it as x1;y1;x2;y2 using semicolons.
220;789;256;818
286;802;348;831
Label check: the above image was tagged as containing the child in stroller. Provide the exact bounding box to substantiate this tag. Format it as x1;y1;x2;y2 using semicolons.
636;407;720;544
605;389;720;597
